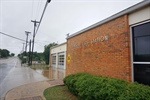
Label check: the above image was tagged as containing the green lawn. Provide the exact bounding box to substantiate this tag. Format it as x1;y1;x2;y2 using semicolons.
27;64;49;69
44;85;78;100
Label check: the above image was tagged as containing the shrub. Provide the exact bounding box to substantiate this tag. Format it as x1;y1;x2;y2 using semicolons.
75;75;127;100
118;82;150;100
63;72;90;95
75;73;94;99
64;72;150;100
94;77;127;100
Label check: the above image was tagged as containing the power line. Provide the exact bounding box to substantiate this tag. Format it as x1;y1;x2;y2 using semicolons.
35;42;45;47
35;39;50;43
35;0;51;35
36;0;43;20
0;32;26;42
25;21;32;32
31;0;35;20
35;41;47;46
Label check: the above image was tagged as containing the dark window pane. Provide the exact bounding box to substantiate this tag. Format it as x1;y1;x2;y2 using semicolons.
133;22;150;62
133;22;150;37
134;36;150;62
134;64;150;86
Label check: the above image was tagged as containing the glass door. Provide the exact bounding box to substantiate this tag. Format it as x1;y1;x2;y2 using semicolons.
132;21;150;85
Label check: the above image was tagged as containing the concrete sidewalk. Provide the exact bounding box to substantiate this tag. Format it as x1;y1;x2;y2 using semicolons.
5;80;64;100
0;58;49;99
1;57;64;100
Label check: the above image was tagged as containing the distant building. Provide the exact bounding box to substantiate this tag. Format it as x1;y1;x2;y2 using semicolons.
50;42;66;69
66;1;150;85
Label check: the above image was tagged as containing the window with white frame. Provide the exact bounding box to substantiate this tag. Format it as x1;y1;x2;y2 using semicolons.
52;55;56;65
58;54;64;66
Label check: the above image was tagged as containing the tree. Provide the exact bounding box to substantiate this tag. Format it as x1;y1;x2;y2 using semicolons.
10;53;15;56
18;51;44;64
0;49;10;58
43;42;57;64
0;49;1;58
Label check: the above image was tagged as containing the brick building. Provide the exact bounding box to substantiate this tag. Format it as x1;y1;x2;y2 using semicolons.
66;1;150;85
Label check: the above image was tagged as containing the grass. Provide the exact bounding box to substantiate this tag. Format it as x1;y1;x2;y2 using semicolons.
26;64;49;69
44;85;78;100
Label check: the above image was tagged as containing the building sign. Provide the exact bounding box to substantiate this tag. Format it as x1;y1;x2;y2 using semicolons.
67;54;71;63
71;35;109;48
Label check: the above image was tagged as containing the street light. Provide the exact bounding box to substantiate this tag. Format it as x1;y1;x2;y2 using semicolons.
47;0;51;3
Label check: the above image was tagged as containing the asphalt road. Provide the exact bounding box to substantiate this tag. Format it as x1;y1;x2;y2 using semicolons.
0;57;48;99
0;57;17;84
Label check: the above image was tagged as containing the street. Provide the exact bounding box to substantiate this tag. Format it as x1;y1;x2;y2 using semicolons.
0;57;48;99
0;57;17;84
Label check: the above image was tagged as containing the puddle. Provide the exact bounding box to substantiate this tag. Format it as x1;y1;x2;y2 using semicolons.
32;66;66;80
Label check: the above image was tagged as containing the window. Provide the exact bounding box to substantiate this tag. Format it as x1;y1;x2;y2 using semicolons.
132;21;150;85
132;22;150;62
58;54;64;66
52;55;56;65
134;64;150;85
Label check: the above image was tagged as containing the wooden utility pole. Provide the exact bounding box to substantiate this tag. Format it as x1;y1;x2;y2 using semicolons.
25;31;31;64
25;31;31;53
21;43;25;66
29;0;51;65
31;20;39;65
28;40;31;66
22;43;25;52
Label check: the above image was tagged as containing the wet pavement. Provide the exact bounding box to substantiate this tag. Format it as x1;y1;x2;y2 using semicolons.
33;67;66;80
0;57;17;84
5;81;51;100
0;57;49;99
5;80;64;100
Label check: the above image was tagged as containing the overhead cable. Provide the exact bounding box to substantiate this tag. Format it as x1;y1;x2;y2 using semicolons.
36;0;43;19
35;0;51;35
0;32;26;42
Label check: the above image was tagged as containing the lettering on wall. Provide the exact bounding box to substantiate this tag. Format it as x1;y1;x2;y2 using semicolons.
71;35;109;48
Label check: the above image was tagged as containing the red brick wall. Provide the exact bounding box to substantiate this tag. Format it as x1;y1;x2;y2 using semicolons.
66;15;132;81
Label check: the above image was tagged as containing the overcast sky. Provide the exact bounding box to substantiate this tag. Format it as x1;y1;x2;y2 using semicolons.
0;0;143;55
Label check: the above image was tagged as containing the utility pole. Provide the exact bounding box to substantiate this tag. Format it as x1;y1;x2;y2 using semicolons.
22;43;25;55
31;20;39;65
21;43;25;66
25;31;31;53
29;0;51;65
25;31;31;64
28;40;31;66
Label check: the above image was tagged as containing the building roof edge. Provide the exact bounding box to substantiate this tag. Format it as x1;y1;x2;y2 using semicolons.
50;42;66;50
67;0;150;39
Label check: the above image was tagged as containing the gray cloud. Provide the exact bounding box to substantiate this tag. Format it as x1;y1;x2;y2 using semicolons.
0;0;142;55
